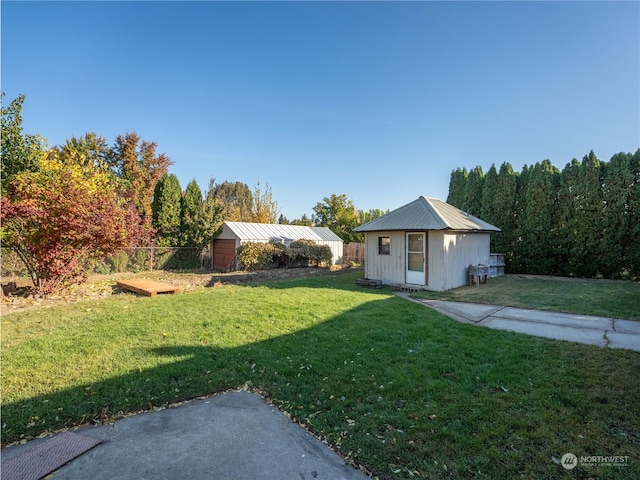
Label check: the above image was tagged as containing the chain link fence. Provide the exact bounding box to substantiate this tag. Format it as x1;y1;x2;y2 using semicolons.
1;247;212;278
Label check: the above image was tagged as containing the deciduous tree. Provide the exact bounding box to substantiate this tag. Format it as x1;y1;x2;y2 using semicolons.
1;153;140;294
209;180;254;221
313;193;361;243
251;180;279;223
108;132;172;220
1;94;47;194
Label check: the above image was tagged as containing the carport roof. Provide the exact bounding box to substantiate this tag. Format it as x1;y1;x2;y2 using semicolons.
353;197;501;233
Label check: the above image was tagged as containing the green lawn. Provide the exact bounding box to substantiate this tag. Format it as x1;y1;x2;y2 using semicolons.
2;271;639;479
411;275;640;321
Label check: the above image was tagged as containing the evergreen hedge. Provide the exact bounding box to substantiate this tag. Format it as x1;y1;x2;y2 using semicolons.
447;149;640;279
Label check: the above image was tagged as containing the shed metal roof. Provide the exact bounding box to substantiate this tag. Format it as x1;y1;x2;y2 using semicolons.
223;222;344;243
353;197;501;232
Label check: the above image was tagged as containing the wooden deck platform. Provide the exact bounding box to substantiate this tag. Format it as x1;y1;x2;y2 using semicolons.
116;279;180;297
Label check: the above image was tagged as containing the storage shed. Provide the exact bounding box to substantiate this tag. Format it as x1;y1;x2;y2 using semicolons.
353;197;500;291
212;221;344;271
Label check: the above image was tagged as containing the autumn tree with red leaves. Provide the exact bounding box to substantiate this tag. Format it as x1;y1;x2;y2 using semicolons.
1;151;149;295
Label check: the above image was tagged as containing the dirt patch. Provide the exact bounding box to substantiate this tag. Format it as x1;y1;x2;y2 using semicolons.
1;266;361;315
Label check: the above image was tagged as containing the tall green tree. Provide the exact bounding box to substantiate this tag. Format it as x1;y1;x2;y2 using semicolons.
291;214;313;226
447;150;640;279
179;180;224;251
152;174;182;246
600;152;636;277
514;161;559;274
358;208;389;224
1;94;47;194
181;179;203;245
626;149;640;276
569;151;604;276
464;166;485;215
509;165;531;273
554;158;582;275
210;180;254;221
446;168;468;210
313;193;361;243
480;163;517;259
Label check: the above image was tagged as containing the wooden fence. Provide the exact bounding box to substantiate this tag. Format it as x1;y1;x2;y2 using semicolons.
343;243;365;265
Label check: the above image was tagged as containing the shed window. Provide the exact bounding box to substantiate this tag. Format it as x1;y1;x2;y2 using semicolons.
378;236;390;255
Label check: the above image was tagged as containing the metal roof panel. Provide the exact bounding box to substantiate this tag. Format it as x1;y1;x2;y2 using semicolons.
223;222;344;243
354;197;500;232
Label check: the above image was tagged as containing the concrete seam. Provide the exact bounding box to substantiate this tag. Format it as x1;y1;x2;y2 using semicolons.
478;306;506;323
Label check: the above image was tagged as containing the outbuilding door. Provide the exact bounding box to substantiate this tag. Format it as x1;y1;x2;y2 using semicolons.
406;232;426;285
213;239;237;271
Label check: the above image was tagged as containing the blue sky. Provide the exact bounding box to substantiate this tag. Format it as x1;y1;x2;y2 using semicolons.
2;1;639;220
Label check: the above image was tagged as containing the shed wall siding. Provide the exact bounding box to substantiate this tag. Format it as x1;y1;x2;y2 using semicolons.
439;232;491;291
363;231;406;285
427;231;446;291
364;230;491;291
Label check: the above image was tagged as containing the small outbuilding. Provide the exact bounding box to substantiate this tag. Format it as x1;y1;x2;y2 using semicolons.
212;221;344;271
353;197;500;291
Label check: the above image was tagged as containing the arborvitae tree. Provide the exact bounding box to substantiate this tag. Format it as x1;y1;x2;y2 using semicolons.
554;158;581;276
446;168;468;209
181;179;203;246
600;152;635;277
525;161;560;274
627;149;640;276
152;173;182;246
568;151;605;276
510;165;531;273
179;181;224;252
447;149;640;278
479;164;501;251
481;163;517;262
464;166;484;215
278;214;290;224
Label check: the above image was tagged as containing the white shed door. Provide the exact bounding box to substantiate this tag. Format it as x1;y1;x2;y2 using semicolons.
406;232;426;285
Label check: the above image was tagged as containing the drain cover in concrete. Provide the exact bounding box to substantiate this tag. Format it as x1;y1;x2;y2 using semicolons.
1;431;102;480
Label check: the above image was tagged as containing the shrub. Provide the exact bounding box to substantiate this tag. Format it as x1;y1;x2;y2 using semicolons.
236;240;333;271
109;251;129;273
237;242;278;270
289;239;332;266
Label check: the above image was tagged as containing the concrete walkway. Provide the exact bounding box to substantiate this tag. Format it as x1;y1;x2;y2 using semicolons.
396;293;640;352
1;390;368;480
